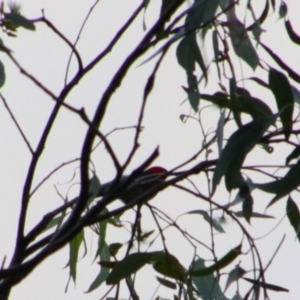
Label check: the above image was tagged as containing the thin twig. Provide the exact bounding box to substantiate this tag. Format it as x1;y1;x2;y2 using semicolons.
0;93;33;154
64;0;100;85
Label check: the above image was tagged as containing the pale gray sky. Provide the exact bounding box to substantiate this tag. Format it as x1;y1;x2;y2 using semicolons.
1;1;300;299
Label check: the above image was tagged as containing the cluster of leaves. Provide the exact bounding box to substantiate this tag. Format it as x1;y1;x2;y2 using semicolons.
0;2;35;87
2;0;300;300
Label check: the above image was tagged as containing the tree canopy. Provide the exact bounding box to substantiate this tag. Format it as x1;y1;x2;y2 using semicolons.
0;0;300;299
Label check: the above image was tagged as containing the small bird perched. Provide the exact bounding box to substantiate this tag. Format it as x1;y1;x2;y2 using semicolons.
97;166;168;204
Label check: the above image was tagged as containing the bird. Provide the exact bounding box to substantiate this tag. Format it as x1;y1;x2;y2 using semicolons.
97;166;168;204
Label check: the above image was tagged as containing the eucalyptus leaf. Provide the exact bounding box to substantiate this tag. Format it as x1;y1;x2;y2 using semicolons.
191;258;227;300
224;265;246;292
213;115;276;192
87;243;110;292
68;230;85;282
269;68;294;139
106;252;158;284
227;18;259;69
286;197;300;242
255;159;300;207
188;209;225;233
0;61;5;88
243;277;289;292
190;244;242;277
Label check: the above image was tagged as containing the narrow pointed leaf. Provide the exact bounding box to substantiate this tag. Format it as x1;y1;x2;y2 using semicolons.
191;258;226;300
187;209;225;233
256;159;300;207
286;197;300;242
200;90;273;119
190;244;242;276
278;2;287;19
0;61;5;88
230;77;242;127
239;185;253;223
156;277;176;289
108;243;123;256
227;18;259;69
234;211;274;219
243;277;289;292
269;68;294;139
236;88;273;119
87;243;110;292
153;252;187;282
213;116;276;191
68;230;84;282
106;252;157;284
225;266;246;292
216;110;225;156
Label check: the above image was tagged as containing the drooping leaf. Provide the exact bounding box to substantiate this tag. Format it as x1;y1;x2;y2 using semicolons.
236;88;273;119
243;277;289;292
212;29;221;79
68;230;85;282
239;184;253;223
4;13;36;30
182;74;200;111
108;243;123;256
187;210;225;233
255;159;300;207
269;68;294;139
156;276;177;289
158;0;178;29
230;77;242;127
93;207;109;262
224;265;246;291
234;211;274;219
87;243;110;292
152;252;187;282
286;197;300;242
106;252;158;284
226;17;259;69
278;1;287;19
200;89;273;120
177;32;207;86
191;258;226;300
0;61;5;88
216;110;225;156
190;244;242;276
285;19;300;45
197;0;220;37
213;116;276;192
224;177;255;209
